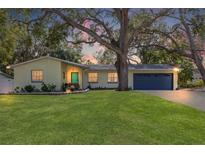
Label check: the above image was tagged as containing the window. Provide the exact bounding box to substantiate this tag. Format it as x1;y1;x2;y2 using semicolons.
31;70;43;82
88;73;98;83
108;72;118;83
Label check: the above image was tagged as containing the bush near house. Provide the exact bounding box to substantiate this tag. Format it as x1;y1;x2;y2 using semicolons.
14;86;21;93
86;86;132;90
68;83;80;91
41;82;56;92
62;83;80;91
180;79;204;88
24;85;35;92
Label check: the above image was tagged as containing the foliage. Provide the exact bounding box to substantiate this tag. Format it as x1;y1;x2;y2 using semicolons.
50;48;82;63
95;49;116;64
0;9;82;75
1;91;205;144
61;83;67;92
138;50;194;86
14;86;21;93
62;83;80;91
41;82;56;92
170;9;205;84
180;79;204;88
178;60;194;87
68;83;80;91
0;9;19;74
89;86;116;90
24;85;35;92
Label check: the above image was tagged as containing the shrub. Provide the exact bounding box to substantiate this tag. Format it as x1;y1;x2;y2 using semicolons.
62;83;80;91
41;82;56;92
180;79;204;88
190;80;204;88
62;84;66;92
87;84;91;90
62;83;69;92
67;83;80;91
14;87;21;93
90;86;116;90
41;82;48;92
24;85;35;92
21;87;25;92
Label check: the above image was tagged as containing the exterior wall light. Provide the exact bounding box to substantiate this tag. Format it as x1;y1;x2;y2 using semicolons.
173;67;180;72
6;66;11;69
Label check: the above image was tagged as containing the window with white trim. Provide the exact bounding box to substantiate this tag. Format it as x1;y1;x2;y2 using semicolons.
88;73;98;82
31;70;43;82
108;72;118;83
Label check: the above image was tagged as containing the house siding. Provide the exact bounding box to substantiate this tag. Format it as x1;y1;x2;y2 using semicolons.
83;70;118;89
0;74;13;93
62;63;83;88
14;58;62;90
83;69;178;90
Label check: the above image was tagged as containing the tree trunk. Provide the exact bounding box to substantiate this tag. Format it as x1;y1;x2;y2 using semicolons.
115;9;129;91
193;53;205;84
115;53;129;91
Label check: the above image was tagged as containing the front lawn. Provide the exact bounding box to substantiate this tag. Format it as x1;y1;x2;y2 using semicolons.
0;90;205;144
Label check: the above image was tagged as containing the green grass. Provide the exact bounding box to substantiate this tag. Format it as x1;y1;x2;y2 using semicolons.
0;90;205;144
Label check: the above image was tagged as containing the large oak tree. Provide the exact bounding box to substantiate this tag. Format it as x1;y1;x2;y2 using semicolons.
44;8;168;90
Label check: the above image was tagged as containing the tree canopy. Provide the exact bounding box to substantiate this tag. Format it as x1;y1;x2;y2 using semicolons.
0;9;83;74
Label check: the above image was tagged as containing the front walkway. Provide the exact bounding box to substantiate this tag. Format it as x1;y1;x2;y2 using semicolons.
140;90;205;111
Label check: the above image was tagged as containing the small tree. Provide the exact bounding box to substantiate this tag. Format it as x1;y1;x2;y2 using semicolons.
178;9;205;84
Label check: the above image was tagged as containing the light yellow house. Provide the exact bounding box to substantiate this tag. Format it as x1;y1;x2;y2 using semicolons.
11;55;179;91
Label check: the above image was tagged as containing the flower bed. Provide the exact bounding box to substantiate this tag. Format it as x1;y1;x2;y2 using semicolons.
8;89;89;95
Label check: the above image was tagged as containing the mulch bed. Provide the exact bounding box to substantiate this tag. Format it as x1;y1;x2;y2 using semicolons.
3;89;89;95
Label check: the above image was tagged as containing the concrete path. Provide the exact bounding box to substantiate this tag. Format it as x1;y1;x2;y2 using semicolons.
140;90;205;111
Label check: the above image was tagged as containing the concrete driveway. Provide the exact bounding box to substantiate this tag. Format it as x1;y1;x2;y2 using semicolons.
140;90;205;111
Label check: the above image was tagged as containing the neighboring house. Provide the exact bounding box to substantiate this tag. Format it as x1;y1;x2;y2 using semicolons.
0;71;13;94
10;55;179;91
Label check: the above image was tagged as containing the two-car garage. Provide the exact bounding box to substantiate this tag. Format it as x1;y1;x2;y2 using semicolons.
133;73;173;90
130;64;179;90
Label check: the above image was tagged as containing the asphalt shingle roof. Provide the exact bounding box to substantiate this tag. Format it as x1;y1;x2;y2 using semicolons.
0;71;13;79
9;56;176;71
87;64;176;71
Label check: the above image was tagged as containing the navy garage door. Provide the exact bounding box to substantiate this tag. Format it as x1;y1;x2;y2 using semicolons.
133;73;173;90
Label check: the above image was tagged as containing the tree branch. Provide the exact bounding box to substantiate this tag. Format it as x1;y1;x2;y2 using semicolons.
46;9;120;54
66;39;96;45
135;44;193;59
128;9;171;45
83;9;115;41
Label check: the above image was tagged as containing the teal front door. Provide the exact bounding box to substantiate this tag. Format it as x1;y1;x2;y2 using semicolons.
71;72;79;83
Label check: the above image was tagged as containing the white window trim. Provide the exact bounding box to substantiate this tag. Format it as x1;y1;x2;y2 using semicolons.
88;72;98;83
31;70;43;82
108;72;118;83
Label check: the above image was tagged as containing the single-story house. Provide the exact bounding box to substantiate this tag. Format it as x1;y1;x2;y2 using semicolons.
10;55;179;91
0;71;13;94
